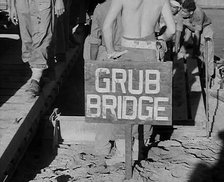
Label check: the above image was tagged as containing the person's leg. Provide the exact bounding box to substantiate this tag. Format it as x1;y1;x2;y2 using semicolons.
16;1;42;95
29;0;54;70
16;3;32;64
24;0;54;95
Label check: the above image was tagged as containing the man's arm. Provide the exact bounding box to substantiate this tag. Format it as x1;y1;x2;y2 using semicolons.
159;0;175;41
89;5;102;60
54;0;65;17
174;13;184;53
193;30;201;56
103;0;123;55
9;0;18;25
90;44;99;60
192;8;204;57
175;30;182;53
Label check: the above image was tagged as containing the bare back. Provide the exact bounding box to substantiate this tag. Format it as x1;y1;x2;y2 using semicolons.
122;0;164;38
103;0;175;54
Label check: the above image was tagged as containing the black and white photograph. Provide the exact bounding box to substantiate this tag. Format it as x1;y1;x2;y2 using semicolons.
0;0;224;181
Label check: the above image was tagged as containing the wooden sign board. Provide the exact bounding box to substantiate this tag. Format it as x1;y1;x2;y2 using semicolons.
85;60;172;125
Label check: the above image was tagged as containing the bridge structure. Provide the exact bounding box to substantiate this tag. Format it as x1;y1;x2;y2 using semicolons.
0;5;224;182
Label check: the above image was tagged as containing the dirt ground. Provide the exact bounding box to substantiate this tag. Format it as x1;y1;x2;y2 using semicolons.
10;127;224;182
10;8;224;182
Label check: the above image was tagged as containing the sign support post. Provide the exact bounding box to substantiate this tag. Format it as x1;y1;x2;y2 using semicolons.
125;124;133;180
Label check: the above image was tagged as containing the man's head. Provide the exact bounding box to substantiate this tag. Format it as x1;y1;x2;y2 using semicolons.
181;0;196;19
170;0;181;15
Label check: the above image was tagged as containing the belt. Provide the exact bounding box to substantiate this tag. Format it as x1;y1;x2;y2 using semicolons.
121;38;157;50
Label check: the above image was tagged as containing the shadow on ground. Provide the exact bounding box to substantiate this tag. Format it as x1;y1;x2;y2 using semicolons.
188;130;224;182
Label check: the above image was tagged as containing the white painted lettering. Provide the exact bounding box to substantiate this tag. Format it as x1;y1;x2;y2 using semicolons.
154;97;169;121
86;94;101;117
122;96;137;120
95;68;110;93
138;96;153;120
102;95;117;119
128;70;143;95
112;69;127;93
145;70;160;94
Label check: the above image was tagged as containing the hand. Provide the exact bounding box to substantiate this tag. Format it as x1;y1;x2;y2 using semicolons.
107;50;128;59
156;39;167;62
10;7;18;25
177;52;190;60
55;0;65;17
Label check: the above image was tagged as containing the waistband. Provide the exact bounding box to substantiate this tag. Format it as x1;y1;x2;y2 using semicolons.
121;36;157;50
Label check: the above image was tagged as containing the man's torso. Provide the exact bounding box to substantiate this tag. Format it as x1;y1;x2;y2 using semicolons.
121;0;165;38
184;6;211;32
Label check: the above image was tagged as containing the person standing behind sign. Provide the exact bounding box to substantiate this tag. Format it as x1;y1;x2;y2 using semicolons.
90;0;155;161
103;0;175;62
103;0;175;164
88;0;122;61
10;0;65;97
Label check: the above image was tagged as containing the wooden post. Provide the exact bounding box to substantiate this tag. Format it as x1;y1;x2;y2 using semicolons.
205;37;210;137
125;124;133;180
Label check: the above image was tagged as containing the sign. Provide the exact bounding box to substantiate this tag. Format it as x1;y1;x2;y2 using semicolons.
85;60;172;125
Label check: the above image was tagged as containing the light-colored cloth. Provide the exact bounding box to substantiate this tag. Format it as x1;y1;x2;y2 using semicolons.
16;0;54;69
121;37;157;50
170;0;181;8
119;35;162;62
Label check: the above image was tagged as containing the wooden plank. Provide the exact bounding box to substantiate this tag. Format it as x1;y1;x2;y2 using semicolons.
85;60;172;125
0;47;80;181
208;91;224;136
0;89;26;96
187;58;207;126
172;59;188;121
125;124;132;180
0;110;27;121
0;95;31;104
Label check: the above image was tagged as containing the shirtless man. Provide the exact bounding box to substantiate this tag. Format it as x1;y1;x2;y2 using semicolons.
103;0;175;61
102;0;175;164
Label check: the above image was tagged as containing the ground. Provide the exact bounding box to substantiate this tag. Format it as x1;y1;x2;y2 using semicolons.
10;128;224;182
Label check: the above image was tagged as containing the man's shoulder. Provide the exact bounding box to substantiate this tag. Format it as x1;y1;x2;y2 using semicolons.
94;1;111;16
160;0;169;5
191;6;204;22
175;11;183;22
